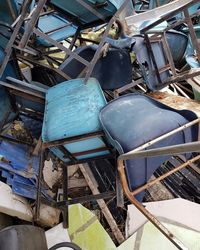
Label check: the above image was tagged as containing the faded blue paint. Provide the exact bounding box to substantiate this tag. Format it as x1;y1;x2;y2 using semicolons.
36;14;77;47
42;78;109;162
100;93;198;201
0;0;19;25
0;139;52;200
0;139;39;176
133;36;170;90
49;0;122;27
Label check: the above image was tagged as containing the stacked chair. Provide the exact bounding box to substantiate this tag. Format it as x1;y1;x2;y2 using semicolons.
1;0;200;249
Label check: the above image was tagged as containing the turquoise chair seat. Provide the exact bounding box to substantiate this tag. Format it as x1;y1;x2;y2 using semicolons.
36;13;77;47
49;0;125;28
42;78;110;162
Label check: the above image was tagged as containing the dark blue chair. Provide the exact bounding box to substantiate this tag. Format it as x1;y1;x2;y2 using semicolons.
99;93;198;201
57;45;133;90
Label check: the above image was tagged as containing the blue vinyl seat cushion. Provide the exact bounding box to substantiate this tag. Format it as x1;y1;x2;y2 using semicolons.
99;93;198;201
42;78;109;162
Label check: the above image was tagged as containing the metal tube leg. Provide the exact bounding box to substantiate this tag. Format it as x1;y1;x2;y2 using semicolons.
116;168;124;208
62;165;69;228
118;160;188;250
35;149;45;222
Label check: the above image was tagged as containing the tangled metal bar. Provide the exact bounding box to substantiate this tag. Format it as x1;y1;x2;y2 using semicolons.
117;117;200;249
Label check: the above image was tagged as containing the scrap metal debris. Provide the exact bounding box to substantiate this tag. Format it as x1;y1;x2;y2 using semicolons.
0;0;200;249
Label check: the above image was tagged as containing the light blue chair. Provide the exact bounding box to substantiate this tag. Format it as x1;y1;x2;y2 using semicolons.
42;78;112;163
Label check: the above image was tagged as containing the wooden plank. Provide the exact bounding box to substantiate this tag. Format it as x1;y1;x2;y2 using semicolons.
78;163;125;244
68;178;88;189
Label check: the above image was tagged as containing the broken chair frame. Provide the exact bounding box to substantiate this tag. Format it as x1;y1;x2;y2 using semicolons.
0;0;133;84
0;78;119;229
126;0;200;90
36;133;116;228
117;116;200;249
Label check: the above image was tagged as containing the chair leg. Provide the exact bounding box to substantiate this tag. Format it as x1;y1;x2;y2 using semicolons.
62;165;69;228
116;168;124;208
117;160;188;250
35;148;45;222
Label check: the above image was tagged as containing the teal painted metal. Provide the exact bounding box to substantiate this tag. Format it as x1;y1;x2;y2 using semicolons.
42;78;109;162
36;14;77;47
149;0;169;9
0;0;19;25
0;49;18;126
49;0;125;27
7;0;78;47
182;24;200;39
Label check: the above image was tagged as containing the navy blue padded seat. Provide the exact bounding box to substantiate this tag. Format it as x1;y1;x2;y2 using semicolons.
58;45;132;90
99;93;198;201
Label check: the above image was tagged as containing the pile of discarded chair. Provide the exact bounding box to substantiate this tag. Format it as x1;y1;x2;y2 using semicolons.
0;0;200;248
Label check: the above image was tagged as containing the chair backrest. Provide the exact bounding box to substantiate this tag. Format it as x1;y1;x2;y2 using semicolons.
166;30;189;69
0;0;19;25
42;78;111;164
0;21;45;116
133;35;170;90
58;45;132;90
48;0;120;28
99;93;198;200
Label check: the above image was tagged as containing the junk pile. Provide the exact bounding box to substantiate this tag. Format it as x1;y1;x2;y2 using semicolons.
0;0;200;249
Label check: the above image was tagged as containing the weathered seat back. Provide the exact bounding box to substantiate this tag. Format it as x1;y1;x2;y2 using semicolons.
42;78;110;162
48;0;124;28
166;30;188;69
99;93;198;201
133;35;170;90
59;45;132;90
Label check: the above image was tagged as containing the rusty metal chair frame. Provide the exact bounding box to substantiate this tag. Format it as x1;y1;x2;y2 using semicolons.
117;116;200;249
141;0;200;87
0;77;45;156
35;132;116;228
